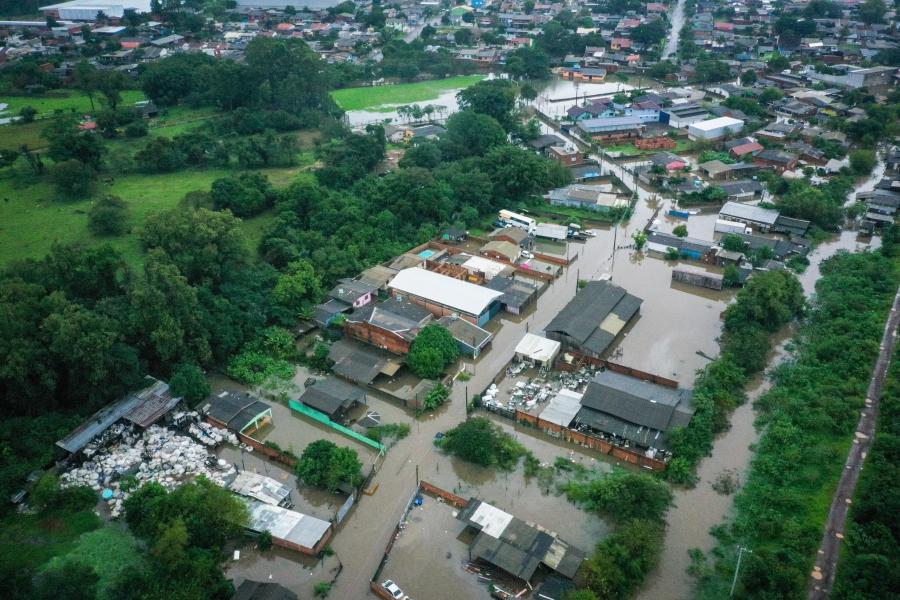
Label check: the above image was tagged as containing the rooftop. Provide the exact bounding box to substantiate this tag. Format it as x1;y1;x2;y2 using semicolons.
204;391;272;434
245;499;331;551
544;280;642;356
388;267;503;317
720;201;779;225
298;377;366;417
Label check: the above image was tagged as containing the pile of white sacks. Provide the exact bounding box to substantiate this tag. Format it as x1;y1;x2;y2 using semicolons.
60;425;237;518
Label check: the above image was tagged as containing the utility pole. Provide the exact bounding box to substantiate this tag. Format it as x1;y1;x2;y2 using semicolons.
730;546;752;597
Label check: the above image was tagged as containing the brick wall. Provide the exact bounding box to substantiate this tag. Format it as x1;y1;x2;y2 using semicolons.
419;480;468;507
345;321;411;355
514;410;667;471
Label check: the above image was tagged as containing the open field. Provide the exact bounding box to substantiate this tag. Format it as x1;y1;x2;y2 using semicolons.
0;164;314;268
43;525;143;598
330;75;484;110
0;507;100;573
0;89;146;119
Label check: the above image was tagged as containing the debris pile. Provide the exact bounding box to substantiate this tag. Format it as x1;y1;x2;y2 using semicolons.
60;425;237;518
482;366;598;412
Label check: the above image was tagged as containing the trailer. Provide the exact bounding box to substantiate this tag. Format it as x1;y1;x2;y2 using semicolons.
672;267;724;291
714;218;752;235
535;222;568;241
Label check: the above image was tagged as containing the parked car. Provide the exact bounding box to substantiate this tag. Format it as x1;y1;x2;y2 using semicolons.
382;580;404;599
520;250;533;259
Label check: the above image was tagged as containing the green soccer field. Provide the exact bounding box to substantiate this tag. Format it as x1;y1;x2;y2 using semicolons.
330;75;484;111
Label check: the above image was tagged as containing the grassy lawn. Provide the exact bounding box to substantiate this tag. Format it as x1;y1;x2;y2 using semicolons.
602;144;642;156
0;507;100;574
330;75;484;110
0;120;46;151
0;163;311;268
43;524;143;598
0;89;146;119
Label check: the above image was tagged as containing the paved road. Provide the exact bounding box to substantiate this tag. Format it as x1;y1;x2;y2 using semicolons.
808;281;900;598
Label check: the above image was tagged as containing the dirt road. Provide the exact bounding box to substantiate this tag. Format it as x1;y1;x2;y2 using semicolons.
808;282;900;598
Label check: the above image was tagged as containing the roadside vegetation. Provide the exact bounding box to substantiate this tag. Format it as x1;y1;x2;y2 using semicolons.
666;269;805;484
832;345;900;599
436;416;528;470
561;469;674;599
692;246;900;599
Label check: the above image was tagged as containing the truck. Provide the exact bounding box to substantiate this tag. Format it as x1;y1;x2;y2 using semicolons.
714;219;752;235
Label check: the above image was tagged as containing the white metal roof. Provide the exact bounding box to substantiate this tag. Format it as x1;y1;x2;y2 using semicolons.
462;255;511;280
388;267;503;316
515;333;561;364
41;1;151;11
720;201;779;225
539;388;583;427
245;500;331;550
689;116;744;132
469;501;514;538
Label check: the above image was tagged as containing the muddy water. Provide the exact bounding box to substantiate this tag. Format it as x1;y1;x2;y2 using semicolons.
636;159;885;599
664;0;688;59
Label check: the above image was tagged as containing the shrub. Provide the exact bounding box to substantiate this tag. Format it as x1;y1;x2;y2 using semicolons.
88;195;129;236
437;416;527;470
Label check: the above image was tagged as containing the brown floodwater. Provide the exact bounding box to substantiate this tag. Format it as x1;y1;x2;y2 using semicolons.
635;156;885;600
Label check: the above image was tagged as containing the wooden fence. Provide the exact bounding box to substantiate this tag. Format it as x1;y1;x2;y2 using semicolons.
419;480;468;507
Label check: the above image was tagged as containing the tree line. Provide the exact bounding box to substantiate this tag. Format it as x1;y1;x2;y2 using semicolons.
692;249;900;599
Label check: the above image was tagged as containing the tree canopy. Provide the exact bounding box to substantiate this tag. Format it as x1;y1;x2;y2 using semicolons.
407;324;460;379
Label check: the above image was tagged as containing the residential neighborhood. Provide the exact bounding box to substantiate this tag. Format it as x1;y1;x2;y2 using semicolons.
0;1;899;600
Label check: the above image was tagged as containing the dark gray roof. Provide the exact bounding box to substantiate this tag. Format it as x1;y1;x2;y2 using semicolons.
545;281;642;356
529;134;566;150
299;377;366;417
485;277;539;310
232;580;298;600
205;391;271;433
437;316;493;349
576;371;693;448
719;180;764;196
774;214;811;236
345;298;432;339
329;339;395;385
56;377;180;454
328;278;376;304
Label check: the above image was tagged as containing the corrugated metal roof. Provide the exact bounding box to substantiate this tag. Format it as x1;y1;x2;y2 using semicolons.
539;388;582;427
580;371;693;432
720;201;779;225
298;377;365;417
245;500;331;551
388;268;503;317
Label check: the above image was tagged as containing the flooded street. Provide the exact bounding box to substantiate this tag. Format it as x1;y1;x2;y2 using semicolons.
636;157;884;599
664;0;688;59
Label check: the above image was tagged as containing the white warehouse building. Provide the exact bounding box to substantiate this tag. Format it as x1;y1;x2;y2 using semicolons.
41;0;151;21
688;116;745;141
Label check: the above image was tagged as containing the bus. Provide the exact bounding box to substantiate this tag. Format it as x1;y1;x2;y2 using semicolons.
498;209;537;234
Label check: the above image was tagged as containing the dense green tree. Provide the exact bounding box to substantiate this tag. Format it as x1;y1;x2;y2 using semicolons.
849;149;877;176
631;21;667;46
49;160;96;198
168;363;210;406
457;79;519;129
440;110;507;159
439;416;527;469
673;224;689;238
296;439;363;491
272;259;322;314
141;208;247;286
134;136;187;173
857;0;886;24
408;324;460;379
42;117;105;169
88;195;130;236
563;469;673;523
211;172;276;218
33;560;99;600
504;45;551;79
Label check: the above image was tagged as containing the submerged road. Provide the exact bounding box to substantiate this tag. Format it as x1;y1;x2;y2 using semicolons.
664;0;688;59
808;282;900;599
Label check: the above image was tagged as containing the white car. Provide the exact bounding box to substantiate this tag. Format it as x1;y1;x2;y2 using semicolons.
381;580;404;599
520;250;533;259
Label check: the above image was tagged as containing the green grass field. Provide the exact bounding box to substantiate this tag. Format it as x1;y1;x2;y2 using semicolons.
0;507;101;573
0;90;146;119
0;163;313;268
330;75;484;111
43;525;143;598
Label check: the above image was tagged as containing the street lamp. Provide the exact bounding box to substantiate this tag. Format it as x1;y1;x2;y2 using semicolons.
730;545;753;598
